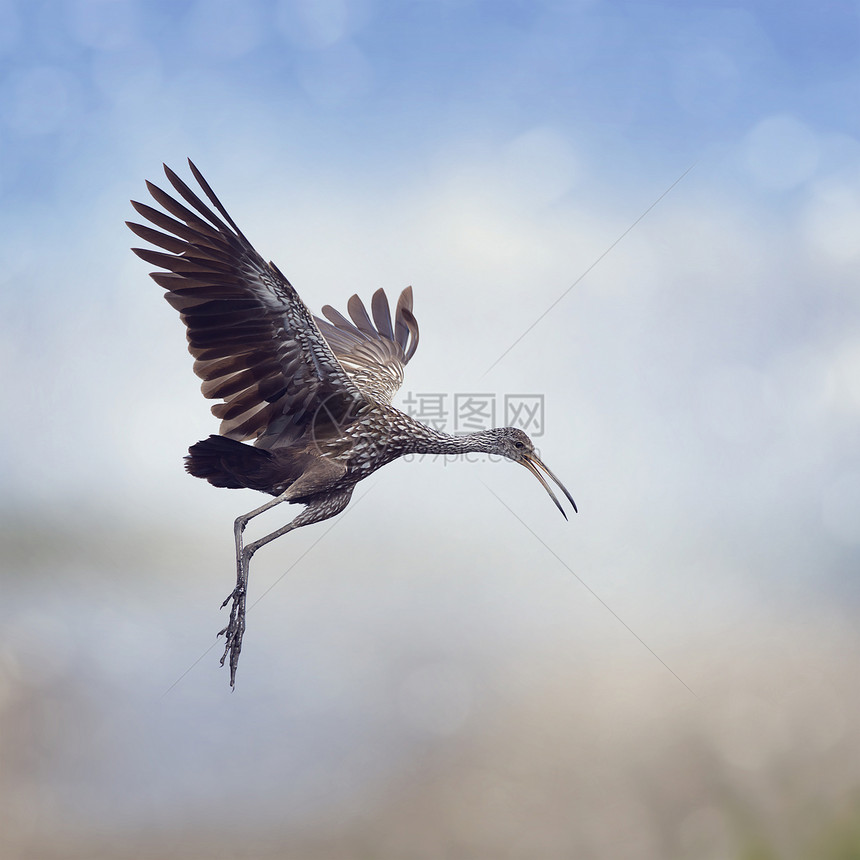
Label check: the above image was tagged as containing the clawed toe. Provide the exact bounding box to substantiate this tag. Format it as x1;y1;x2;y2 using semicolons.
217;586;246;687
220;585;243;610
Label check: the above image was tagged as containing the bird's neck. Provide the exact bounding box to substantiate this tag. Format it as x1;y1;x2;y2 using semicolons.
407;425;499;456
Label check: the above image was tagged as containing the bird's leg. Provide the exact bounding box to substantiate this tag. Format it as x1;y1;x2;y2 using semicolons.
219;518;301;687
222;494;288;612
219;493;289;687
228;493;288;603
218;489;354;688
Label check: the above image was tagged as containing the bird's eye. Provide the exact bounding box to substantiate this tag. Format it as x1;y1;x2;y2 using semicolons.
514;441;524;449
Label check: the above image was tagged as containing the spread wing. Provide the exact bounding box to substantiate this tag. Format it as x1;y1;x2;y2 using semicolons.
314;287;419;404
127;160;363;446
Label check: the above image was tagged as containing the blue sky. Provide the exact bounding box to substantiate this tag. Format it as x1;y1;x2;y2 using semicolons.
2;0;859;206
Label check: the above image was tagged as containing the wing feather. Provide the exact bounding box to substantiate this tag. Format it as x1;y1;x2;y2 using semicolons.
313;287;420;404
128;160;362;445
371;290;395;341
347;294;377;337
395;287;419;361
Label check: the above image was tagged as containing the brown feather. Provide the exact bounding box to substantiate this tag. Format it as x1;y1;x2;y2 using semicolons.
130;162;363;444
131;200;222;248
347;294;377;337
371;288;394;341
144;181;223;240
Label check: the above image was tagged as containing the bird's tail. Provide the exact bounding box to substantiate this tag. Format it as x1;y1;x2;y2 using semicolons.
185;435;275;491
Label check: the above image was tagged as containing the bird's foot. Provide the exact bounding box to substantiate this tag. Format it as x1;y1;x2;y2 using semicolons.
218;585;246;688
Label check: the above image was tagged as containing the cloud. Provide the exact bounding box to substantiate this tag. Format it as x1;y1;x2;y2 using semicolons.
743;114;821;191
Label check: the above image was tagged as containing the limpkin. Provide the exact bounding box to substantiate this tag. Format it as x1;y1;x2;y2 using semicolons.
128;160;577;686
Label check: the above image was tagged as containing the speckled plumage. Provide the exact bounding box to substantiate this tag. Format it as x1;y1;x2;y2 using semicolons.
128;161;576;686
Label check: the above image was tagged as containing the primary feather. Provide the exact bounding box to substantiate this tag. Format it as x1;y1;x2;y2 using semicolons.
127;160;420;446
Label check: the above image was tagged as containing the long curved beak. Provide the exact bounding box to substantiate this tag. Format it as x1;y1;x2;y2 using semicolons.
520;453;578;519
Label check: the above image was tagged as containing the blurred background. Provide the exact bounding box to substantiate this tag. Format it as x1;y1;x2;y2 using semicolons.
2;1;860;857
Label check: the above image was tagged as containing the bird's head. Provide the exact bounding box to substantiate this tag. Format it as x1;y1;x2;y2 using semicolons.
487;427;577;519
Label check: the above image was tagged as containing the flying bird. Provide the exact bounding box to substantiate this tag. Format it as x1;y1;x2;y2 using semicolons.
128;160;576;686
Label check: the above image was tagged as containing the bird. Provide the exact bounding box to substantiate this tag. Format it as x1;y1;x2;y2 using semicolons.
127;160;577;687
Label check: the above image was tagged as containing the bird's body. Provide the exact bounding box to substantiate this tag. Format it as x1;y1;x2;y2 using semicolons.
128;161;576;686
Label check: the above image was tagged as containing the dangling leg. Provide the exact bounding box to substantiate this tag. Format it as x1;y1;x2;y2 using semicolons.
225;492;291;609
219;487;354;687
218;492;291;681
